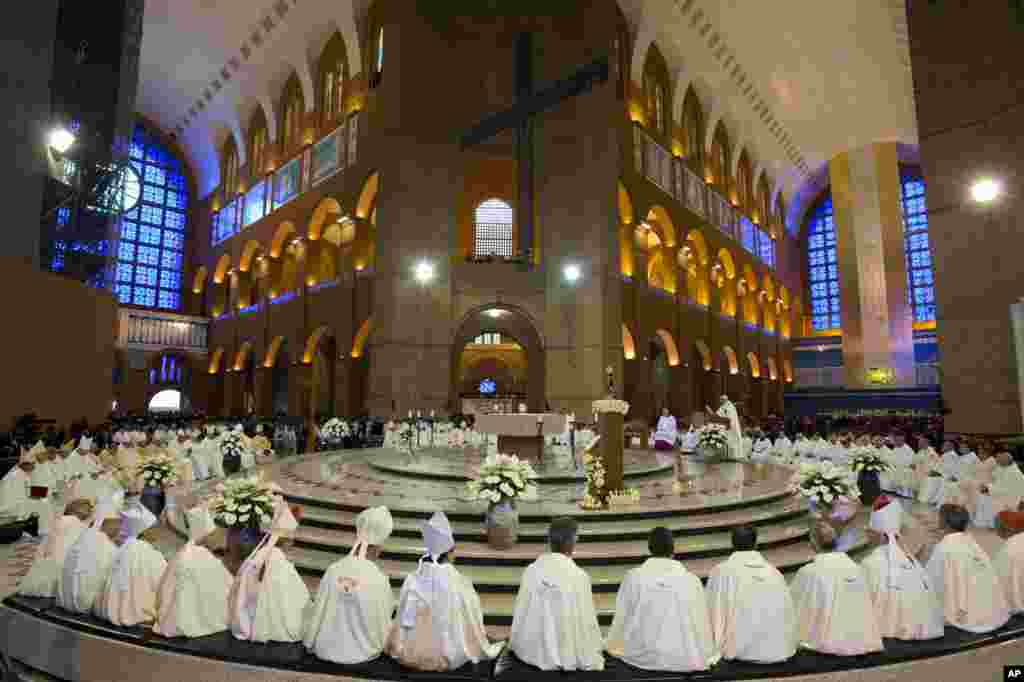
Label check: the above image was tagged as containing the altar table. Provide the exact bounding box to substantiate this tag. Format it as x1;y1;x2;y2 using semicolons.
474;413;567;462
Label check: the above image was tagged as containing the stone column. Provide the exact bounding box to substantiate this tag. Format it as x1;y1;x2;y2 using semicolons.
829;143;914;387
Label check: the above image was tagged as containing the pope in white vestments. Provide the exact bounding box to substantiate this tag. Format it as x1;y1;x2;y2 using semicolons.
57;495;119;613
861;497;944;640
510;517;604;671
706;526;797;663
790;522;883;655
304;506;395;664
653;409;678;451
19;493;92;598
606;527;719;672
388;511;501;670
926;505;1010;633
153;505;234;638
94;496;168;626
229;499;310;643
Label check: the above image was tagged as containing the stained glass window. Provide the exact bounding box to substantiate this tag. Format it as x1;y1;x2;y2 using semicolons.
807;195;840;331
756;227;775;268
739;216;756;253
115;123;188;310
901;172;935;323
473;199;514;259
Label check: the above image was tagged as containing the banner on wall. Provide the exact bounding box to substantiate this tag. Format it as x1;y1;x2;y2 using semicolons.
273;156;302;209
310;125;344;187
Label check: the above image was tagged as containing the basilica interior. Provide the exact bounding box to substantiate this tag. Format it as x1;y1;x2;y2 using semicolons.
1;1;1023;681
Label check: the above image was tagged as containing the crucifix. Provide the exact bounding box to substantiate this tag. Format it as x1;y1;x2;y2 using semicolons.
460;33;609;269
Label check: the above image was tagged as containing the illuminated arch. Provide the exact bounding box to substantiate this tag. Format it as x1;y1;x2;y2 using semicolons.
270;222;298;258
741;264;758;293
646;248;676;293
351;318;374;358
212;254;231;284
779;285;791;309
723;346;739;375
783;358;794;383
747;352;761;378
766;357;779;381
644;205;676;248
622;324;637;360
207;348;225;374
232;340;254;371
263;336;287;368
355;171;379;219
191;266;208;295
323;217;356;246
762;274;776;302
685;229;709;266
617;181;634;225
239;240;263;273
655;329;680;367
308;197;343;241
695;340;712;371
303;325;333;364
715;248;736;280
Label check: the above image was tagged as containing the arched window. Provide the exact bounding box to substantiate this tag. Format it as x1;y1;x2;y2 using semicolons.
901;171;935;324
736;151;753;212
116;123;189;310
280;75;304;152
806;194;840;331
642;45;670;136
710;124;730;193
376;28;384;75
473;198;514;259
249;108;268;177
222;140;238;199
473;333;502;345
151;352;189;386
319;33;348;126
682;89;703;162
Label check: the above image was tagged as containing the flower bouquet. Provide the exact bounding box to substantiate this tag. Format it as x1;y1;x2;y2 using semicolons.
581;442;607;509
847;449;890;474
208;475;281;530
220;431;247;474
137;453;180;489
792;462;857;508
696;424;731;461
318;418;350;450
466;453;538;508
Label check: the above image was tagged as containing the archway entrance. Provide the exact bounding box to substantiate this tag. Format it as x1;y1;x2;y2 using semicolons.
649;339;670;420
450;306;544;414
148;389;191;414
311;336;337;419
271;341;290;417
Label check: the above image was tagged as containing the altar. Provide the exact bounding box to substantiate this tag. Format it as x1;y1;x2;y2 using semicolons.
474;413;567;462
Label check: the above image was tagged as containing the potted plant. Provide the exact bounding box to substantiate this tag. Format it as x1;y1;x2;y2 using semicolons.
220;431;246;475
695;424;731;462
466;453;538;548
318;418;350;451
208;475;280;570
792;462;859;549
847;449;890;503
136;453;180;517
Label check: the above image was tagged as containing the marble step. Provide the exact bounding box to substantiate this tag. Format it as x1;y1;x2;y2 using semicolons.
287;535;866;594
292;515;810;565
297;496;808;542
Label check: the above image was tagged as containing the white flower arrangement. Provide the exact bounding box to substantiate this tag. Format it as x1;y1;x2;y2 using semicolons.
220;431;247;460
319;418;351;447
137;453;179;489
466;453;538;506
791;462;858;508
592;398;630;415
696;424;731;452
608;488;641;507
581;440;608;509
208;475;281;529
847;449;891;474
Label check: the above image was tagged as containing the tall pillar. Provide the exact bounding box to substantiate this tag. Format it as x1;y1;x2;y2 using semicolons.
829;143;914;387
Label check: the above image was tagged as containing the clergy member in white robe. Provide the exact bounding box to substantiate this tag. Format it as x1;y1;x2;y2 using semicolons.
653;409;678;452
994;525;1024;614
18;490;92;598
926;504;1010;633
0;449;53;535
304;506;395;664
153;504;234;638
57;495;119;613
510;517;604;671
387;511;501;670
790;522;883;655
229;499;310;643
94;496;167;626
860;497;944;640
606;527;719;672
974;453;1024;528
706;526;797;663
680;427;698;454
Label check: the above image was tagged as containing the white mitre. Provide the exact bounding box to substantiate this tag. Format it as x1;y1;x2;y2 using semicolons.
353;506;394;556
421;511;455;559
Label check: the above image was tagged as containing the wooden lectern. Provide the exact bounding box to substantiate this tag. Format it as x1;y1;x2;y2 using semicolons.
599;412;624;494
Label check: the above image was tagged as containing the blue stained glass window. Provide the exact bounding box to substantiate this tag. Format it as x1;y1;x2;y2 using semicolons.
57;207;71;226
756;227;775;268
901;171;934;323
115;123;189;311
806;194;840;331
739;217;756;253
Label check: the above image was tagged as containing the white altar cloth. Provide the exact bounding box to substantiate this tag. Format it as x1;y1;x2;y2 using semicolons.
474;414;568;437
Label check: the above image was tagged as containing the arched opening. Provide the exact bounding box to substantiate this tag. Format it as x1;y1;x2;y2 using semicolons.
305;326;337;419
618;181;635;277
648;333;677;420
451;306;545;414
473;198;515;260
684;229;710;306
622;323;637;360
211;254;231;316
264;337;290;416
234;341;256;415
694;340;713;419
148;389;191;414
714;248;737;317
723;346;739;375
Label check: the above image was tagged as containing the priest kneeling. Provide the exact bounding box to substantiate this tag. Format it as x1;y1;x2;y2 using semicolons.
606;527;719;672
388;511;501;670
304;506;395;664
510;517;604;671
791;522;883;655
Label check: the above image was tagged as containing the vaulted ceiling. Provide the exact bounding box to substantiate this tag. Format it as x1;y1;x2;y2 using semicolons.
137;0;918;232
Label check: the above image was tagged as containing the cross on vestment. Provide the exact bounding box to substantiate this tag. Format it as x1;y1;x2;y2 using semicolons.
460;33;609;270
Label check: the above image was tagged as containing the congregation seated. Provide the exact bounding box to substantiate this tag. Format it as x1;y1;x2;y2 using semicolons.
304;506;395;664
18;490;93;598
605;527;719;672
925;504;1010;633
861;496;944;640
510;517;604;671
791;522;883;655
387;511;502;671
0;448;52;535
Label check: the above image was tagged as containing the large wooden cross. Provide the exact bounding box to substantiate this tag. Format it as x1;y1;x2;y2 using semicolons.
460;33;609;269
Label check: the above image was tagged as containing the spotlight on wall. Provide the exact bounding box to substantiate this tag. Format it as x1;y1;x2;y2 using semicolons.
970;178;1001;203
486;308;504;319
562;263;582;283
48;126;76;154
413;260;435;284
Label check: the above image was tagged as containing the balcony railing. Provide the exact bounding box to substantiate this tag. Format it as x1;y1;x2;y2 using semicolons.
118;309;208;352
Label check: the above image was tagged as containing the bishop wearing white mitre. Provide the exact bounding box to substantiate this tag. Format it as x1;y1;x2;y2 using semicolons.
606;527;719;672
229;498;310;643
19;486;92;598
0;448;52;534
94;495;168;626
510;517;604;671
706;526;797;663
57;494;119;613
860;497;944;640
925;504;1009;633
304;506;395;664
153;504;233;638
388;511;502;671
974;453;1024;528
790;522;883;655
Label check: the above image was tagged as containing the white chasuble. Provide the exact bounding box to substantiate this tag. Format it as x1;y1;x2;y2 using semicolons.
790;552;883;655
994;533;1024;614
926;532;1010;633
153;542;234;638
860;544;944;640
